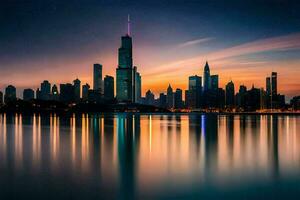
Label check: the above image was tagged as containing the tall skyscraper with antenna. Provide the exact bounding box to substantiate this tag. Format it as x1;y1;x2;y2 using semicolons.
116;15;141;102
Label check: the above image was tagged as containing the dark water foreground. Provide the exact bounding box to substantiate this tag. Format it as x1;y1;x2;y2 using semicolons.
0;113;300;199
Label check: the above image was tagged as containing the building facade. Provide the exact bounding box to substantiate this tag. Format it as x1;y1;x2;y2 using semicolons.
93;64;103;94
104;75;114;100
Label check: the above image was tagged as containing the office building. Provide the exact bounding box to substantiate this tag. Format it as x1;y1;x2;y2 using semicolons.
167;84;174;109
73;78;81;102
0;91;3;105
4;85;17;104
93;64;103;93
82;83;90;101
40;80;51;100
60;83;75;103
159;93;167;108
203;61;211;91
174;88;183;109
104;75;114;100
135;70;142;103
52;84;59;101
271;72;277;96
116;17;138;102
186;75;202;108
210;75;219;90
23;89;34;101
145;90;155;105
225;81;235;107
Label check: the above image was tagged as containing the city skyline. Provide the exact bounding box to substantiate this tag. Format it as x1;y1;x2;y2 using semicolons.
1;0;300;100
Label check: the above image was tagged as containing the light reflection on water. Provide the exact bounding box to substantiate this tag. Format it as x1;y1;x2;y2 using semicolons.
0;113;300;199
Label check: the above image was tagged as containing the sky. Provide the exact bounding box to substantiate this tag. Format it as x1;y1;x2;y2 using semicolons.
0;0;300;100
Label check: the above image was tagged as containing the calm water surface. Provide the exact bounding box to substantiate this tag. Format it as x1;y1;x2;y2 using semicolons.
0;113;300;199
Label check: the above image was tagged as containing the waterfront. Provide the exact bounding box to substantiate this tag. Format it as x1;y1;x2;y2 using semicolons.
0;113;300;199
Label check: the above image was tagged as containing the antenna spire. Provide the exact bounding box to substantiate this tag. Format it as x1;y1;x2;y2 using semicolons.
127;14;131;36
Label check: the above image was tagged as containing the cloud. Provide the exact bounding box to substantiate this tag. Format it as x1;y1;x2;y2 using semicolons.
207;33;300;61
177;37;213;48
143;32;300;76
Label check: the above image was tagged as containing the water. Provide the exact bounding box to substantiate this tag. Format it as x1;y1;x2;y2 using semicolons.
0;113;300;199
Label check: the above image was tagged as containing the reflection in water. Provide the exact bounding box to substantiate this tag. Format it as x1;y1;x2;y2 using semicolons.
14;114;23;169
50;114;60;168
0;114;7;165
32;114;41;168
0;113;300;199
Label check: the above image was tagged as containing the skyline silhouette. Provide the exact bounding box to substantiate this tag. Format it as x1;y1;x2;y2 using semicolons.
0;0;300;100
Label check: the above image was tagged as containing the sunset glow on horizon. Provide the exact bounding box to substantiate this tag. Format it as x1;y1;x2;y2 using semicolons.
1;0;299;100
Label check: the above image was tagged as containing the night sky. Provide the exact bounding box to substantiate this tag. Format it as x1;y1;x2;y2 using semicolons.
1;0;300;99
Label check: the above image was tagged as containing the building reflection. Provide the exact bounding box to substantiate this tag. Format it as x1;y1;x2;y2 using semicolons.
14;113;23;169
117;114;140;199
0;113;299;195
32;114;41;168
0;114;7;166
50;114;60;168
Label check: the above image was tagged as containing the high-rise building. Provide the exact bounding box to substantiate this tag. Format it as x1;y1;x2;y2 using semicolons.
82;83;90;101
36;88;41;100
23;89;34;101
60;83;75;103
159;93;167;108
210;75;219;90
51;84;59;101
225;81;235;107
93;64;103;93
271;72;277;96
73;78;81;102
4;85;17;104
186;75;202;108
116;17;137;102
266;72;279;109
203;61;211;91
189;75;202;91
174;88;183;109
0;91;3;105
145;90;155;105
167;84;174;109
236;85;247;109
41;80;51;100
266;77;271;96
104;75;114;100
135;70;142;103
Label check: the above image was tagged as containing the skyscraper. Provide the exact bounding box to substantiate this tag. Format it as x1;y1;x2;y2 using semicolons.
82;83;90;101
271;72;277;96
104;75;114;100
93;64;103;93
266;77;271;96
167;84;174;109
41;80;51;100
60;83;75;103
189;75;202;91
203;61;211;91
0;91;3;105
210;75;219;90
23;89;34;101
135;70;142;103
4;85;16;104
225;81;235;107
73;78;81;102
145;90;155;105
159;93;167;108
174;88;183;109
186;75;202;108
52;84;59;101
236;85;247;108
116;16;137;102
